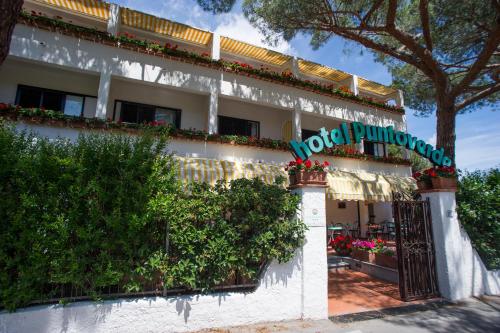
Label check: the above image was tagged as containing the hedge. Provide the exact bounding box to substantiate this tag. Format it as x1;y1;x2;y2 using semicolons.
456;169;500;270
0;123;305;310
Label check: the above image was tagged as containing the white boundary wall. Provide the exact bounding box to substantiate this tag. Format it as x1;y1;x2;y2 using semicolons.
0;177;328;333
422;191;500;301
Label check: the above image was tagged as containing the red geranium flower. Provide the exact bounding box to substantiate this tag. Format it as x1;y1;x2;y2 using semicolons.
295;158;303;165
305;160;312;168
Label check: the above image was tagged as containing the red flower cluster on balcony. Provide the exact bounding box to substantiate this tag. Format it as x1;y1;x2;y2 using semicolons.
285;158;329;174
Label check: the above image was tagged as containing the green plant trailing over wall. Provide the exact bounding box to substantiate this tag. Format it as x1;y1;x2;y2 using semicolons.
0;122;305;311
17;11;404;114
0;103;411;166
456;169;500;270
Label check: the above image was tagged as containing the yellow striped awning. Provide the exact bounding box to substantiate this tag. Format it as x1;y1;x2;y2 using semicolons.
358;77;397;97
120;8;212;45
175;157;288;187
33;0;110;20
176;157;414;202
220;37;292;66
298;59;351;82
326;170;415;202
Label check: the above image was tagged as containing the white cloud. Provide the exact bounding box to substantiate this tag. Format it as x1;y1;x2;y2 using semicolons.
428;133;436;146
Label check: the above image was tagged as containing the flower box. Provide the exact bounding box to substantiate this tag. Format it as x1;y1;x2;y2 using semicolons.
374;253;397;269
351;249;375;263
417;179;432;190
431;176;457;190
289;170;327;187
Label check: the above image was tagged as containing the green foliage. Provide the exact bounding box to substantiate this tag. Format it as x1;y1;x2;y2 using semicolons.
456;169;500;270
388;144;431;173
0;123;305;310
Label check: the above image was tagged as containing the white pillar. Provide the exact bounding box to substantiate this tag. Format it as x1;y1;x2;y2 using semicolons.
291;57;300;77
292;106;302;141
350;75;359;96
421;190;468;301
211;33;220;61
96;69;111;119
107;3;121;36
291;185;328;320
208;90;218;134
396;89;404;108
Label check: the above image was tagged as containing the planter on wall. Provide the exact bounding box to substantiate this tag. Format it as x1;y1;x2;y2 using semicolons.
431;177;457;190
416;179;432;191
289;170;327;187
351;249;375;263
374;253;398;269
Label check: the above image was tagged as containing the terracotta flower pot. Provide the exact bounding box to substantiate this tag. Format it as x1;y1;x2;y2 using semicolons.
290;170;327;187
375;253;397;269
351;249;375;263
431;176;457;190
417;179;432;190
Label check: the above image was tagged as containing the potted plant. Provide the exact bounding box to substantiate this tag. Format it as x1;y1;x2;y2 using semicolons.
351;239;376;263
374;247;397;269
413;170;432;190
285;158;329;187
330;235;352;256
431;166;457;189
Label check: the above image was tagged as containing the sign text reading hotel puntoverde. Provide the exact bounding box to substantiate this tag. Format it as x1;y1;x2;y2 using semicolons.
289;122;453;167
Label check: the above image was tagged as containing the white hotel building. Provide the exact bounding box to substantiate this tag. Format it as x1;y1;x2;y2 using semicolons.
0;0;414;238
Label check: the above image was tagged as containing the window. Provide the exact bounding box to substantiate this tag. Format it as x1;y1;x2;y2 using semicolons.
301;129;318;141
218;116;259;137
15;85;92;117
116;101;181;128
363;140;387;157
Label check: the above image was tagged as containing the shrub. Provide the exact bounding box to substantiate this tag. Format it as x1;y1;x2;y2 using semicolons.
456;169;500;270
0;123;305;310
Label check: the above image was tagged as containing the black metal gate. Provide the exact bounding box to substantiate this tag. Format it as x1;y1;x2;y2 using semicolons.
393;198;439;301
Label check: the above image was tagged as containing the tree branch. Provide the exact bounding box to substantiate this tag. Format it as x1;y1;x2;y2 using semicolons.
419;0;433;51
456;82;500;111
451;24;500;96
361;0;384;28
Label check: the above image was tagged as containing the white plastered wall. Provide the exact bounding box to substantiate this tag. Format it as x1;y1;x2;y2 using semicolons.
325;199;358;227
0;58;99;104
108;78;208;130
218;97;292;140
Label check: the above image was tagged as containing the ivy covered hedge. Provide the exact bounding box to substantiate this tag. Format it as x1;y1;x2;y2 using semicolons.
0;123;305;311
456;169;500;270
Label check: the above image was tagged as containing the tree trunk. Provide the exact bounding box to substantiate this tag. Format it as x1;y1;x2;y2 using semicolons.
435;101;456;164
0;0;24;66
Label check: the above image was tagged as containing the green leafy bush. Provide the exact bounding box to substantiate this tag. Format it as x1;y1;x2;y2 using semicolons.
0;123;305;310
456;169;500;270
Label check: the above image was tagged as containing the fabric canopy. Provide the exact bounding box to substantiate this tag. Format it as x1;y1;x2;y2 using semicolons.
34;0;110;19
175;156;415;202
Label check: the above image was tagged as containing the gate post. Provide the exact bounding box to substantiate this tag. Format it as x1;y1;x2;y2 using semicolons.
419;188;465;301
291;184;328;319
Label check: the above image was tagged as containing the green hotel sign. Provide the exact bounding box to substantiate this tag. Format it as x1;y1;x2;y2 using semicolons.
289;122;453;166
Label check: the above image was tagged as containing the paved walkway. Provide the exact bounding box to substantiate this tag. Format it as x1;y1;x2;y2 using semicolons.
328;269;406;316
189;297;500;333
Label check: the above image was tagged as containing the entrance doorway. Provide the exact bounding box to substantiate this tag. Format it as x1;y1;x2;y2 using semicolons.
327;195;439;316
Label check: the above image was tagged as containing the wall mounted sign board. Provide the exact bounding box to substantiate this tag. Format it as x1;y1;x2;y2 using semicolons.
289;122;453;166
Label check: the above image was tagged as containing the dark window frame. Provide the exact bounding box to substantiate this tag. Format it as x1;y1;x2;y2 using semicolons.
113;100;182;128
15;84;96;117
301;129;319;141
363;140;387;158
218;115;260;138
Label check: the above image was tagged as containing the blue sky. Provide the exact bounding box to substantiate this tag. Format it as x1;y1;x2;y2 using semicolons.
114;0;499;171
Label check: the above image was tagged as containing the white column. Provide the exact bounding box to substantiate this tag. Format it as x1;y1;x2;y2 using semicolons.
208;90;218;134
420;190;474;301
292;106;302;141
291;185;328;320
107;3;121;36
96;69;111;119
211;33;220;61
396;89;405;108
350;75;359;95
291;57;300;77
